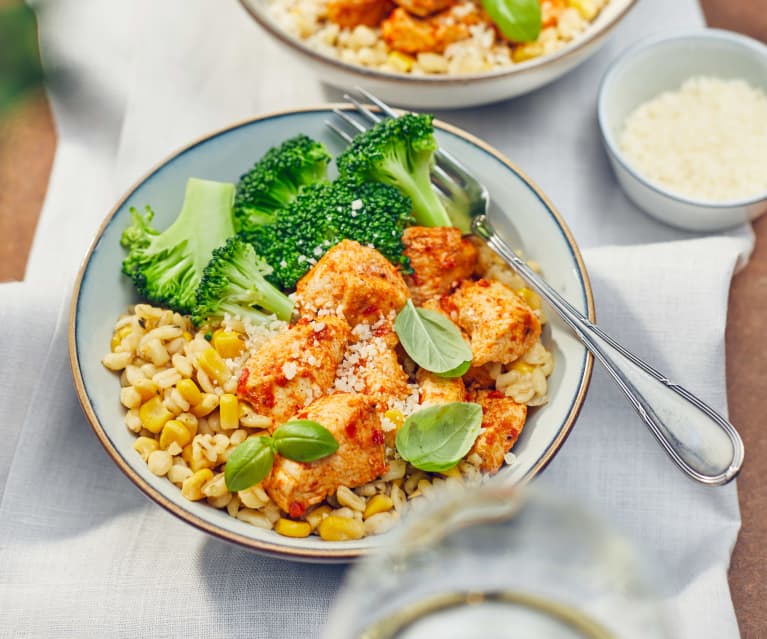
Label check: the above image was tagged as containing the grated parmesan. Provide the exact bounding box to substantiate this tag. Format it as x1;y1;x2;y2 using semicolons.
618;76;767;202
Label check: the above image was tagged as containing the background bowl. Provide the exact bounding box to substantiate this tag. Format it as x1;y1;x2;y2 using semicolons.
598;29;767;232
239;0;636;109
69;106;594;561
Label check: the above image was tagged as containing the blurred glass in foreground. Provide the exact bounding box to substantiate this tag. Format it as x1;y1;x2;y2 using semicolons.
324;483;669;639
0;2;45;117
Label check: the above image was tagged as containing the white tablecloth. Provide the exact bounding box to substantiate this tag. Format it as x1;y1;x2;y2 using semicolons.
0;0;753;636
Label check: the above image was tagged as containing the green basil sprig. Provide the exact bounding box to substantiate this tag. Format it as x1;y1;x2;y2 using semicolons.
395;402;483;472
481;0;542;43
224;420;339;492
394;299;472;377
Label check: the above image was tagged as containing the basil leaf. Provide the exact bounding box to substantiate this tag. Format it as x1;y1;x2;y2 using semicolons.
481;0;542;43
224;436;275;492
273;420;339;462
436;359;472;379
394;299;473;375
396;402;483;472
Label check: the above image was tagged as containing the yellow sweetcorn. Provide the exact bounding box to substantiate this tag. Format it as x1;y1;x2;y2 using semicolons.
159;419;193;450
567;0;598;20
384;409;405;430
438;465;462;480
212;329;245;359
274;518;312;538
512;42;544;63
318;515;365;541
139;396;173;433
364;494;393;520
132;436;159;461
388;51;414;73
516;287;542;310
182;330;193;341
181;468;214;501
512;361;535;375
176;379;203;406
196;348;231;386
191;393;219;418
175;412;198;437
133;378;159;402
305;505;332;531
110;325;133;351
219;394;239;430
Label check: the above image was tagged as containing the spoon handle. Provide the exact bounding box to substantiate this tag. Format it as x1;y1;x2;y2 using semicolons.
473;215;743;485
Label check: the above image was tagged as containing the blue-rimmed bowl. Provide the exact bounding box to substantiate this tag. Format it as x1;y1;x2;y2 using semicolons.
598;29;767;232
68;106;594;561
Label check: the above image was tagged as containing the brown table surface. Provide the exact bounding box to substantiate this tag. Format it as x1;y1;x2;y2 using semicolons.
2;1;765;635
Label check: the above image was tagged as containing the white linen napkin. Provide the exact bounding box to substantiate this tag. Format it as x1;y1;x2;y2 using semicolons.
0;0;753;636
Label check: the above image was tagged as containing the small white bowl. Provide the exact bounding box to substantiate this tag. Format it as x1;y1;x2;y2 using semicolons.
597;29;767;232
239;0;636;109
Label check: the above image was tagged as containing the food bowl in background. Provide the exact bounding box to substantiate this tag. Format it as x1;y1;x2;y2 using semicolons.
598;29;767;232
238;0;637;109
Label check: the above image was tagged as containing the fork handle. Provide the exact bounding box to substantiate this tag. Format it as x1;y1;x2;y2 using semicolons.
473;215;744;486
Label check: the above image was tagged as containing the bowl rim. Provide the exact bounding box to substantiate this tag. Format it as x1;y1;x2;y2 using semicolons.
68;104;595;561
237;0;638;85
597;28;767;210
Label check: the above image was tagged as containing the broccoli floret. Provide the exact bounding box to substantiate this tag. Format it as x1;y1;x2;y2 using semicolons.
120;178;236;314
246;180;413;290
192;236;294;327
336;113;452;229
234;134;331;233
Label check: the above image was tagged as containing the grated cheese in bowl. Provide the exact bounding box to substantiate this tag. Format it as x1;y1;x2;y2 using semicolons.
618;76;767;203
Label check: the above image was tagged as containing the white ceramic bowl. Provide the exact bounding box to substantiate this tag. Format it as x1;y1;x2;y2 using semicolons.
598;29;767;232
69;107;594;561
239;0;636;109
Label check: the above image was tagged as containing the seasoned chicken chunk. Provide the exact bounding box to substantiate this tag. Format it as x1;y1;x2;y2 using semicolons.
263;393;387;517
393;0;455;17
403;226;478;305
336;322;410;405
381;6;477;54
327;0;395;27
237;317;351;424
296;239;410;327
434;279;541;367
468;389;527;473
416;368;465;406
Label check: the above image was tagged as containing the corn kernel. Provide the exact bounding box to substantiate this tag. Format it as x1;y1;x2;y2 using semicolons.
181;468;214;501
120;386;142;410
111;325;133;351
132;436;159;461
196;348;231;386
139;396;173;433
305;505;332;531
147;449;173;476
176;378;203;405
388;50;414;73
176;412;199;437
191;393;219;418
318;515;365;541
512;361;535;375
438;465;462;480
274;518;312;538
159;419;193;450
512;42;544;63
364;494;393;519
219;394;239;430
567;0;598;20
182;330;193;341
212;329;245;359
516;287;542;310
383;409;405;430
133;377;159;402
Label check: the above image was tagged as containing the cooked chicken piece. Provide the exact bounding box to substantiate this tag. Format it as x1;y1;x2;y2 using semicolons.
381;6;479;54
416;368;465;406
296;239;410;327
432;279;541;367
393;0;455;17
327;0;395;27
237;317;351;424
468;389;527;473
263;393;387;517
461;362;501;389
402;226;478;305
337;322;410;405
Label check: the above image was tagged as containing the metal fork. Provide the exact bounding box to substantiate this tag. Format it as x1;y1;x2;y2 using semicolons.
327;89;744;486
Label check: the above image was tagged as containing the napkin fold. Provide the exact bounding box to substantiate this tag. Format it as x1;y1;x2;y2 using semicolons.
0;0;753;636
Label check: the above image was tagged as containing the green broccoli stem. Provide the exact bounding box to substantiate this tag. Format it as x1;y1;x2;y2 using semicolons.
227;262;294;321
382;159;452;228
